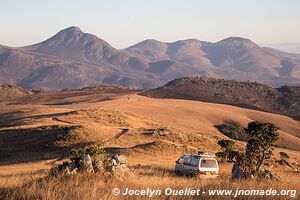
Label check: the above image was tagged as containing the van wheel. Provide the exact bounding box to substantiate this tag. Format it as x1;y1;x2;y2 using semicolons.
175;171;182;176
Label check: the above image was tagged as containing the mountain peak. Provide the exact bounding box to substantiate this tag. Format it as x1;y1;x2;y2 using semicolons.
61;26;83;34
55;26;84;39
217;37;258;48
128;39;165;49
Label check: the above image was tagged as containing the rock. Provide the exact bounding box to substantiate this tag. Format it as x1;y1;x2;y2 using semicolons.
69;161;77;171
92;157;105;172
107;158;118;173
79;154;94;173
115;164;131;176
49;162;75;176
231;164;245;182
105;154;132;176
114;154;127;165
49;153;131;177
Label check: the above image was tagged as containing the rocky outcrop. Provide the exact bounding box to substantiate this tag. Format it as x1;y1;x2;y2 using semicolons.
78;154;94;173
50;153;131;177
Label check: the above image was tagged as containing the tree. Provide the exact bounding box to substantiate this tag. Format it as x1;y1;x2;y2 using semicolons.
216;139;251;175
216;140;239;163
216;121;279;177
245;122;279;175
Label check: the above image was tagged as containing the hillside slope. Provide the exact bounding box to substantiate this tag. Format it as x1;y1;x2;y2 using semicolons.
1;93;300;167
0;84;32;101
142;77;300;120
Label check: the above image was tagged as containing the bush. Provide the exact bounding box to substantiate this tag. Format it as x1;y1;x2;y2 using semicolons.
279;152;289;159
50;145;106;176
70;145;105;161
70;145;105;164
215;121;250;141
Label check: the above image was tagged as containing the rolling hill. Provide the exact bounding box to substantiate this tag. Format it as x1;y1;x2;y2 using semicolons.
142;76;300;120
0;84;32;101
1;83;300;199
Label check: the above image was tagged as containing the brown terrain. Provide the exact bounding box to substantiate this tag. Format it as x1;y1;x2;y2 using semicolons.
1;26;300;90
0;84;299;199
0;84;32;102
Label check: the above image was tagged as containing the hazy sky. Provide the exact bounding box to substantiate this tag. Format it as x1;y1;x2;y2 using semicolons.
0;0;299;49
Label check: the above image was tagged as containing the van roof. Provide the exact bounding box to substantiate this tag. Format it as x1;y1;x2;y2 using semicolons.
197;152;216;157
181;152;216;158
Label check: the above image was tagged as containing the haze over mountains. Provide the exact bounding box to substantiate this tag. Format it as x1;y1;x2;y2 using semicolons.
263;43;300;54
1;26;300;90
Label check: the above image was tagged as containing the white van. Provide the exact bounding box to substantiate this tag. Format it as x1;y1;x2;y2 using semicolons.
175;152;219;177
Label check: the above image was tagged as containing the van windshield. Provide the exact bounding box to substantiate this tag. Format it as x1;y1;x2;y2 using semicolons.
200;159;217;168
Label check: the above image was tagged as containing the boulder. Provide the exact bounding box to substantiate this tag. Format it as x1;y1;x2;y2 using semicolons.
107;158;118;173
106;154;131;176
49;153;131;177
114;154;127;164
231;164;245;182
92;157;105;172
79;153;94;173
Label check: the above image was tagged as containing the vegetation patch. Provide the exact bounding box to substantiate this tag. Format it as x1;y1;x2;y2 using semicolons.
216;121;280;180
215;121;250;141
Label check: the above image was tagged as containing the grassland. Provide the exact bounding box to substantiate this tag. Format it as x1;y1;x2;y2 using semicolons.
0;90;299;199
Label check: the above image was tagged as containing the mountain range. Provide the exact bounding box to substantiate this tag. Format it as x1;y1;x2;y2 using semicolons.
1;26;300;89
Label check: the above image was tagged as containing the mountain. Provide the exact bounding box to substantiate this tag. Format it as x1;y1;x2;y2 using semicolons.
1;26;300;90
141;76;300;120
0;27;160;89
24;26;134;67
127;37;300;87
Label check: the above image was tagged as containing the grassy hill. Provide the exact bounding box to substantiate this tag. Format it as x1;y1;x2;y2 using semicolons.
142;77;300;120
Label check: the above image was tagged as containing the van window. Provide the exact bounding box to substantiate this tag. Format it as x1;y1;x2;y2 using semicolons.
190;157;199;167
200;159;217;168
183;158;191;165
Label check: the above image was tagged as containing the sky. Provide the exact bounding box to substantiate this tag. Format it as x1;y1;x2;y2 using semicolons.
0;0;299;49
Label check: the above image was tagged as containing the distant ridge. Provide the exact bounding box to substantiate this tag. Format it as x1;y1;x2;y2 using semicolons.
1;26;300;90
141;76;300;120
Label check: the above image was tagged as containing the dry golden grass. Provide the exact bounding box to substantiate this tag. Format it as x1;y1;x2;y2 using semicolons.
0;93;300;199
1;162;299;200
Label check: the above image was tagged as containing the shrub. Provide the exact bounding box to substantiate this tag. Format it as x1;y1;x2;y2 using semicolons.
70;145;105;161
279;152;289;159
215;121;250;141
